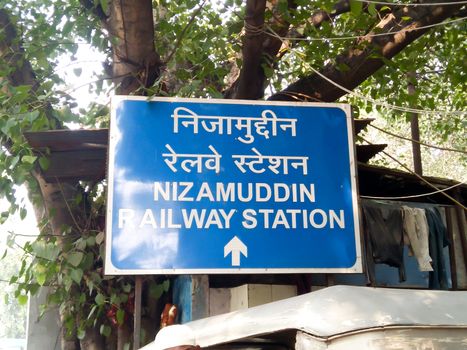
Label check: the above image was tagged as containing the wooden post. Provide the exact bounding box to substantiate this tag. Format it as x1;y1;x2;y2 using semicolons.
407;72;423;175
133;276;143;350
173;275;209;323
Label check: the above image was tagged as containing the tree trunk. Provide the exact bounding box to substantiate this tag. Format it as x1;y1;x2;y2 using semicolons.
108;0;161;94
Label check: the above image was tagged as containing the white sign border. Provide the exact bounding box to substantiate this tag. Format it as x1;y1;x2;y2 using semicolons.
105;96;362;275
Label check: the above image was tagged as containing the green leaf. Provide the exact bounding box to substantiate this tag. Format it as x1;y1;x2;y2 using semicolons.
74;192;83;205
367;3;377;16
87;305;98;320
18;294;28;305
262;64;274;78
96;231;105;245
100;324;111;337
77;328;86;340
86;236;96;247
149;283;164;299
39;157;50;171
95;293;105;306
20;207;27;220
62;20;74;36
70;268;83;284
36;273;47;286
67;251;84;267
100;0;109;13
31;241;60;261
162;279;170;292
116;309;125;325
122;283;132;293
21;155;37;164
350;0;363;16
73;68;82;77
10;155;20;169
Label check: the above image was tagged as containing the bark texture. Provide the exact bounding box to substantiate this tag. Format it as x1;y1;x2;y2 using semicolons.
108;0;162;94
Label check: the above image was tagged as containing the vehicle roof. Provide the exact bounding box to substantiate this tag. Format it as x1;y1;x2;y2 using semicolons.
148;285;467;349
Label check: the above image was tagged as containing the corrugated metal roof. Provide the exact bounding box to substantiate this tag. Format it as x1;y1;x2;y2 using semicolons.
146;286;467;349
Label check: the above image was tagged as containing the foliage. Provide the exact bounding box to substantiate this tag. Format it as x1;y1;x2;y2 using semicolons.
0;0;465;348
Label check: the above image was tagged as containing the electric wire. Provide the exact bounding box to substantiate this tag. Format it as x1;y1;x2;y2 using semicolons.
264;16;467;42
368;124;467;154
360;137;467;210
302;62;466;116
266;19;467;116
354;0;467;6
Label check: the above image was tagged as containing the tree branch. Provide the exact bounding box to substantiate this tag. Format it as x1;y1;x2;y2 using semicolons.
225;0;353;100
270;3;463;102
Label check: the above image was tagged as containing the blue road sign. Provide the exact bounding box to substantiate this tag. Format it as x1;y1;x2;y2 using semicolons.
105;97;361;274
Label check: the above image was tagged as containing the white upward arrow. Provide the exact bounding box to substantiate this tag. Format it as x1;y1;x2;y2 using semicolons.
224;236;248;267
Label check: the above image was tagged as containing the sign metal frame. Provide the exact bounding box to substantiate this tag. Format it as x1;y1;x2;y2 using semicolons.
105;96;362;275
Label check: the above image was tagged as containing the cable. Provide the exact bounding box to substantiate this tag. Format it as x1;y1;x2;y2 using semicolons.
265;16;467;42
354;0;467;6
360;180;467;200
305;63;467;116
266;20;467;116
368;124;467;154
361;136;467;210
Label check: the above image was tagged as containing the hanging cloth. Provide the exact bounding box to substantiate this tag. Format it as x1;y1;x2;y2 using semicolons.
426;207;450;290
362;203;406;283
401;206;433;272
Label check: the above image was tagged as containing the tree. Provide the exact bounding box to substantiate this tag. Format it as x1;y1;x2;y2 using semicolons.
0;0;465;349
0;248;28;339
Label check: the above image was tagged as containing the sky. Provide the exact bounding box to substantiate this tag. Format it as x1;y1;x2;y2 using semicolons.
0;186;38;248
55;43;108;118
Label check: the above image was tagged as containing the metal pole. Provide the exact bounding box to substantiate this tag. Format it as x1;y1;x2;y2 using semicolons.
133;276;143;350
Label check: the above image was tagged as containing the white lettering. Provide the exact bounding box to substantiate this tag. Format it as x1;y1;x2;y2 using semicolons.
178;182;194;201
242;209;257;229
219;209;236;229
258;209;274;228
154;182;170;201
274;183;290;202
205;210;222;228
167;209;181;228
272;210;290;229
256;183;272;202
309;209;327;229
300;184;315;203
140;209;157;228
196;182;215;201
329;209;345;229
181;209;206;228
216;182;235;201
118;209;134;228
